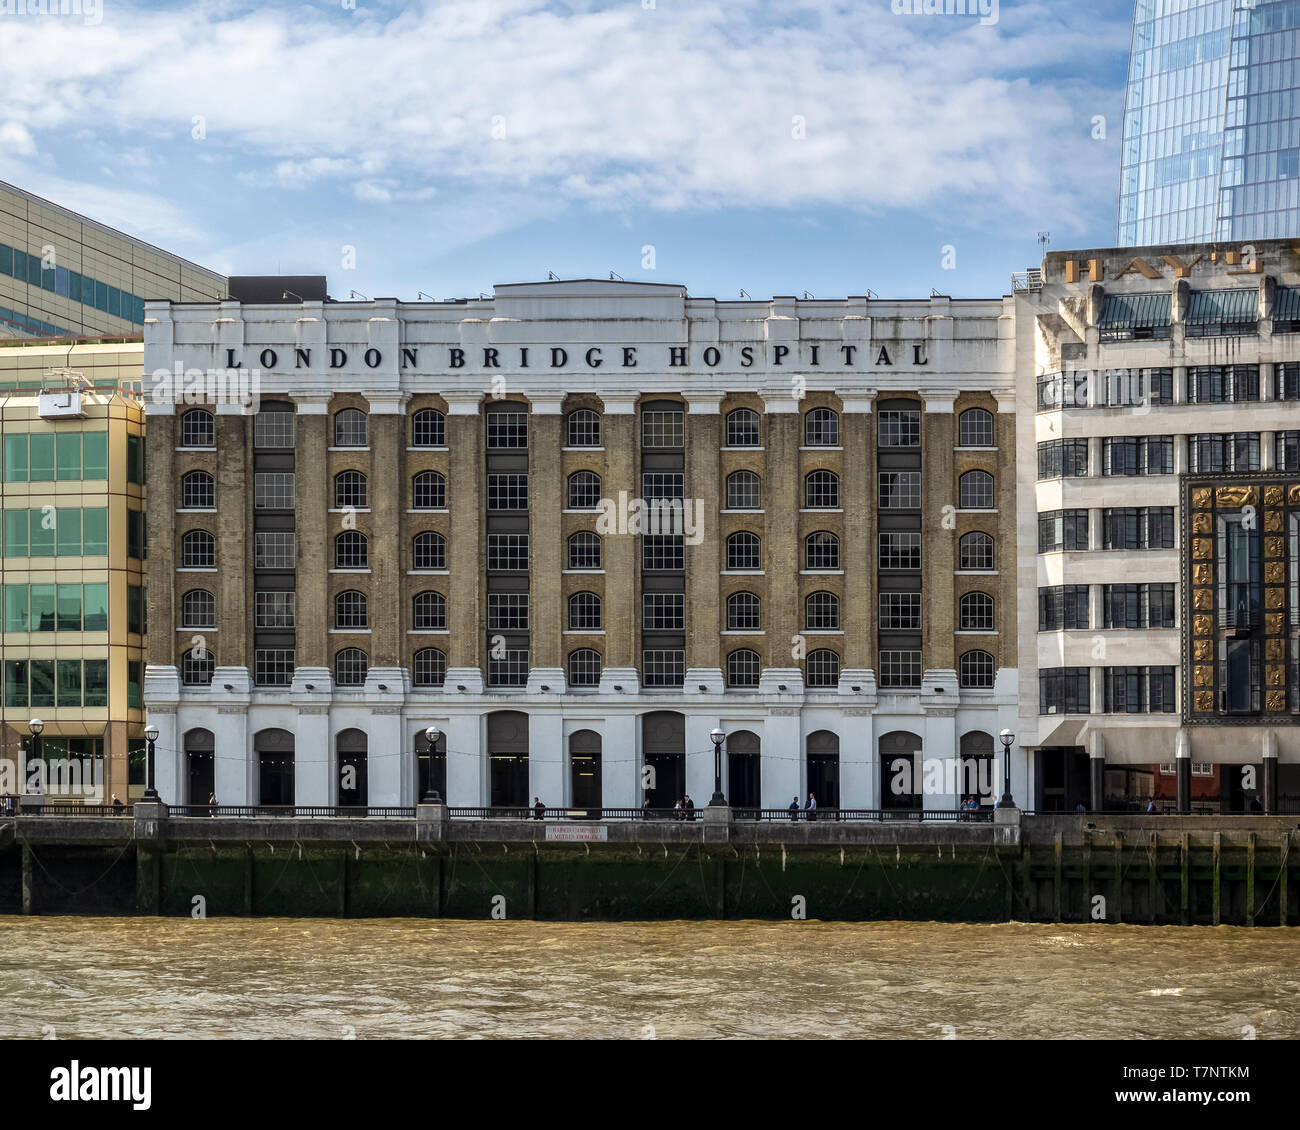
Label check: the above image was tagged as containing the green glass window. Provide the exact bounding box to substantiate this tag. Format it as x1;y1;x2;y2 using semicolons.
56;659;81;706
3;434;27;482
4;660;27;708
82;432;107;479
128;742;146;784
126;434;143;484
127;510;145;559
4;510;27;555
28;510;55;557
56;508;81;556
127;661;142;709
30;660;55;708
29;585;55;632
83;583;108;632
4;585;27;632
82;508;108;555
83;659;108;707
56;433;81;480
56;584;82;631
29;434;55;481
127;585;144;635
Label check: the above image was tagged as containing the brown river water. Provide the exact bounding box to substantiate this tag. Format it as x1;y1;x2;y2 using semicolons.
1;917;1297;1040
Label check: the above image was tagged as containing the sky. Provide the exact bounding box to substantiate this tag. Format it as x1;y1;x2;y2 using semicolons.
0;0;1137;302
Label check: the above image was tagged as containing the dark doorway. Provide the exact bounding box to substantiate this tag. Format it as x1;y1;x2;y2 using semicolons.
959;731;995;811
807;730;840;810
642;711;685;811
570;729;602;813
487;711;529;809
727;730;761;814
880;731;922;812
337;728;368;808
1035;747;1090;812
255;728;295;807
185;728;215;805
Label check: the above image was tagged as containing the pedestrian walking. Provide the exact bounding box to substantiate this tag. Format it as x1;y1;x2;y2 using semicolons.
804;792;817;822
788;795;800;821
533;796;546;820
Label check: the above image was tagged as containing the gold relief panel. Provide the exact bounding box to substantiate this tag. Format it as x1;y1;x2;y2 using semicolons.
1193;640;1214;662
1265;561;1285;585
1192;488;1212;510
1192;538;1213;559
1266;638;1286;662
1267;665;1287;687
1194;690;1215;713
1216;486;1257;508
1266;537;1284;559
1194;613;1214;636
1265;509;1284;533
1265;485;1284;507
1192;587;1214;611
1267;612;1285;636
1267;690;1288;713
1192;512;1212;534
1290;485;1300;506
1193;665;1215;687
1265;587;1285;610
1192;563;1213;586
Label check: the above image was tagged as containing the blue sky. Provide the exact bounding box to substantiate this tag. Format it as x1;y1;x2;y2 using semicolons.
0;0;1137;301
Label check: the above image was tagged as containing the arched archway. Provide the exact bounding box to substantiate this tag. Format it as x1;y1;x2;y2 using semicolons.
880;730;922;813
184;728;214;805
641;711;684;811
807;730;840;810
487;711;528;809
569;729;602;813
959;731;995;812
254;728;295;806
336;728;368;808
727;730;761;813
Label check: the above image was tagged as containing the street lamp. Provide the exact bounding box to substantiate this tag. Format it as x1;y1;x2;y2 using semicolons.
27;718;43;795
143;722;160;803
422;725;444;804
997;728;1016;810
709;727;726;807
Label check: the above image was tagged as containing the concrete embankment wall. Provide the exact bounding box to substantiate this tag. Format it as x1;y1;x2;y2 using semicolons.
0;814;1296;924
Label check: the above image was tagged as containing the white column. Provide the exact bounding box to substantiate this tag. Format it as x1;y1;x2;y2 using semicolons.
444;712;483;806
213;708;249;804
602;712;639;809
151;710;180;805
529;711;565;808
293;708;331;805
840;709;874;808
366;708;404;805
922;710;959;810
686;712;719;806
762;711;801;808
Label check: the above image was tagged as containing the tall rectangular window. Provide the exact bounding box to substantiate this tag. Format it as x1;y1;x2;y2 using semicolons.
55;433;82;480
29;434;55;481
82;432;107;479
83;583;108;632
82;508;108;555
3;434;27;481
1038;585;1090;631
1038;509;1089;553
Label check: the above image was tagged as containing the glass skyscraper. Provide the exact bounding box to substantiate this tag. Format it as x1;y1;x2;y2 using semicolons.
1119;0;1300;245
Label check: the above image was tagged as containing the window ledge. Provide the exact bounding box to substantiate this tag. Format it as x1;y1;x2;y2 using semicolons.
563;629;605;635
329;628;372;634
406;446;449;452
721;630;765;635
407;508;449;514
562;446;605;452
329;568;372;574
330;508;372;514
407;629;450;635
720;509;765;515
563;569;605;575
801;569;844;576
176;626;216;632
721;569;764;576
177;567;218;572
954;570;998;576
407;569;450;575
328;446;371;453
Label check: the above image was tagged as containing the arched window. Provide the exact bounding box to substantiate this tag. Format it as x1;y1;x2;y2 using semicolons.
181;530;215;568
412;408;445;447
181;589;215;629
959;592;994;632
727;591;760;631
959;407;994;447
805;591;839;630
568;470;602;509
568;648;602;687
805;531;840;570
726;531;760;570
567;409;601;447
413;531;446;570
727;649;761;688
960;470;994;509
335;530;368;569
959;531;995;571
726;470;761;510
180;408;215;447
335;590;368;630
334;470;367;509
334;408;367;447
182;645;214;686
413;591;446;630
568;591;602;631
182;470;214;508
804;470;840;508
335;648;368;686
806;649;841;688
959;650;995;689
568;532;601;569
413;470;446;509
805;407;840;446
413;648;446;687
726;408;760;447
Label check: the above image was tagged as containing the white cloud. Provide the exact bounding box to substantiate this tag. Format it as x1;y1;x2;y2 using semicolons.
0;121;36;156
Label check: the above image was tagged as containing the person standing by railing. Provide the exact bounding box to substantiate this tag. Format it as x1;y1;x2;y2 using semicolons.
788;796;800;822
804;793;817;822
533;796;546;821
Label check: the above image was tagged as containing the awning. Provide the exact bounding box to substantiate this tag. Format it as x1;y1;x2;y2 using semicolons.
1275;286;1300;322
1098;292;1171;331
1186;287;1258;325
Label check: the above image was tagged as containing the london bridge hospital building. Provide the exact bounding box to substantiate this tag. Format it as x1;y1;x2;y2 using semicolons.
142;280;1020;811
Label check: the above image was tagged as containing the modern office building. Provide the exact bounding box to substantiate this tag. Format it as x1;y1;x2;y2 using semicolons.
143;281;1020;811
1014;239;1300;812
1119;0;1300;245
